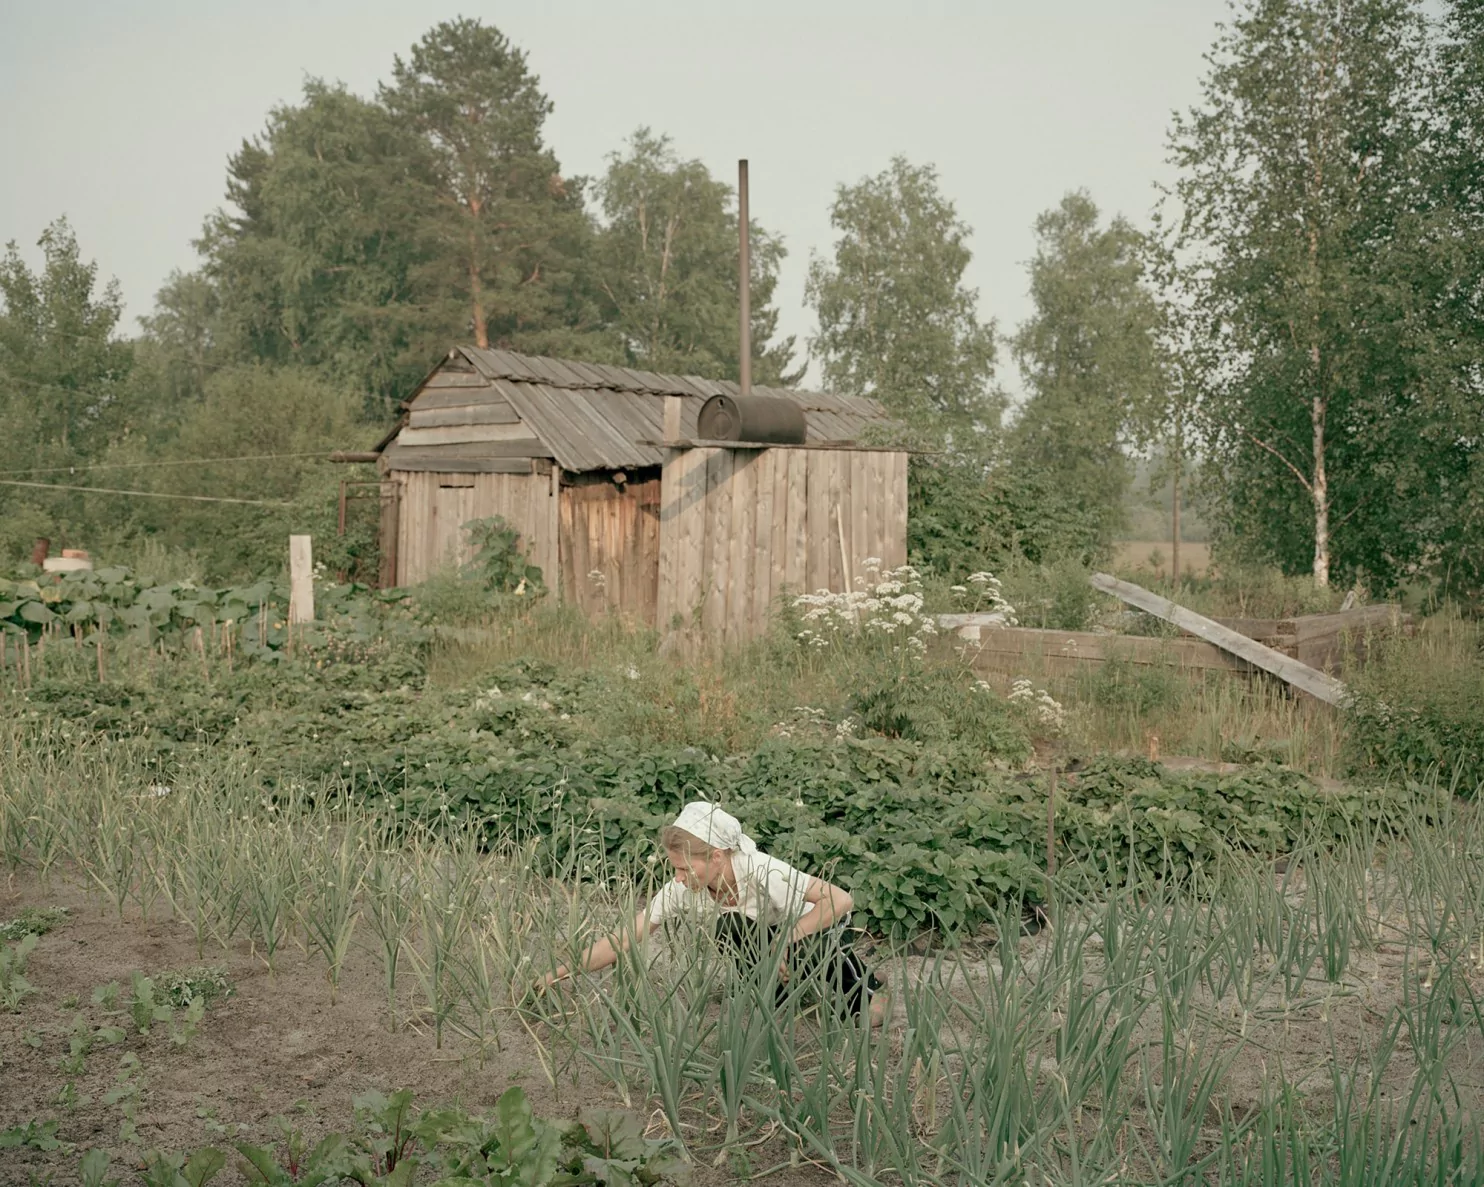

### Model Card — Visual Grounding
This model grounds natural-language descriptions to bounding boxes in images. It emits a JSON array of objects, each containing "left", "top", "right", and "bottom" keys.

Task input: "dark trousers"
[{"left": 713, "top": 913, "right": 881, "bottom": 1019}]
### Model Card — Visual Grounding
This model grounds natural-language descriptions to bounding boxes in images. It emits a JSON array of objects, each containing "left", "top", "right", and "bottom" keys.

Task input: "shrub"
[
  {"left": 1346, "top": 617, "right": 1484, "bottom": 795},
  {"left": 463, "top": 516, "right": 544, "bottom": 594}
]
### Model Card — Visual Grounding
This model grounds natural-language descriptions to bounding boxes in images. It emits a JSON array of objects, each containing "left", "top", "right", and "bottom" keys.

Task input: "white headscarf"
[{"left": 670, "top": 801, "right": 757, "bottom": 854}]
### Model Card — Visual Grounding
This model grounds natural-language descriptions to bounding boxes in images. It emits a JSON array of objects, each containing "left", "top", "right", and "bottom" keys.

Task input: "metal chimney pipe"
[{"left": 738, "top": 158, "right": 751, "bottom": 395}]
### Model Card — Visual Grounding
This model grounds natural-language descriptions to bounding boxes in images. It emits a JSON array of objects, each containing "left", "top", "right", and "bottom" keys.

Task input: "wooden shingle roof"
[{"left": 383, "top": 346, "right": 896, "bottom": 475}]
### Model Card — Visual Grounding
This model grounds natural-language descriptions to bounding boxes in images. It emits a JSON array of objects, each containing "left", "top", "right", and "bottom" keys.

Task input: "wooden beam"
[
  {"left": 953, "top": 623, "right": 1251, "bottom": 674},
  {"left": 637, "top": 438, "right": 914, "bottom": 454},
  {"left": 408, "top": 403, "right": 521, "bottom": 428},
  {"left": 383, "top": 457, "right": 535, "bottom": 475},
  {"left": 663, "top": 396, "right": 683, "bottom": 443},
  {"left": 395, "top": 423, "right": 533, "bottom": 447},
  {"left": 1090, "top": 573, "right": 1349, "bottom": 705}
]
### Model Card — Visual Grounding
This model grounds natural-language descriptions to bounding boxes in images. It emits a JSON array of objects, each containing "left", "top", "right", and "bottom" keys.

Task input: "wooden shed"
[{"left": 372, "top": 346, "right": 908, "bottom": 647}]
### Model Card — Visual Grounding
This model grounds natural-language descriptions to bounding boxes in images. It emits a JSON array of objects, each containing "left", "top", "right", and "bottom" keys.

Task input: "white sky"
[{"left": 0, "top": 1, "right": 1229, "bottom": 393}]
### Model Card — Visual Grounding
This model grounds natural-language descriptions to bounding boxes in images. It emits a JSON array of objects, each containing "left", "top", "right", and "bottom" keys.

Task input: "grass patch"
[{"left": 1346, "top": 612, "right": 1484, "bottom": 794}]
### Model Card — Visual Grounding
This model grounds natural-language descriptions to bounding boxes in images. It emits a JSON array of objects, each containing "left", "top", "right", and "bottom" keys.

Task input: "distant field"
[{"left": 1115, "top": 539, "right": 1213, "bottom": 575}]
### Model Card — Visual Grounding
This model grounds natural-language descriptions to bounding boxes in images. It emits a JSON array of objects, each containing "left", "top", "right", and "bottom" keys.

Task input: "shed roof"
[{"left": 389, "top": 346, "right": 895, "bottom": 474}]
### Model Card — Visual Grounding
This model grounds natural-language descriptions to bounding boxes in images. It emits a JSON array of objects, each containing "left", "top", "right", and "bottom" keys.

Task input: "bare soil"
[{"left": 0, "top": 873, "right": 832, "bottom": 1186}]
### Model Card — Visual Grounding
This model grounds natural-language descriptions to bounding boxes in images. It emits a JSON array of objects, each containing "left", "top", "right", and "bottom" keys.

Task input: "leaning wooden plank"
[{"left": 1090, "top": 573, "right": 1349, "bottom": 705}]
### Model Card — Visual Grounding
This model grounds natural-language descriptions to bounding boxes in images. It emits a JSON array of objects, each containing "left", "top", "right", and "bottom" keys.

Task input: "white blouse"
[{"left": 646, "top": 850, "right": 816, "bottom": 929}]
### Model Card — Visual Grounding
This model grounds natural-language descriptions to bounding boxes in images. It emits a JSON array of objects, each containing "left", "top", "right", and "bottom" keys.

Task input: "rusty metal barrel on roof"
[{"left": 696, "top": 394, "right": 807, "bottom": 444}]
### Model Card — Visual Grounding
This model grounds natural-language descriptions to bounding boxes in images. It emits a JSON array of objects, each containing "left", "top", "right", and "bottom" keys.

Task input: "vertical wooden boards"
[
  {"left": 702, "top": 448, "right": 735, "bottom": 640},
  {"left": 390, "top": 471, "right": 553, "bottom": 587},
  {"left": 825, "top": 451, "right": 846, "bottom": 592},
  {"left": 726, "top": 450, "right": 758, "bottom": 646},
  {"left": 851, "top": 451, "right": 873, "bottom": 583},
  {"left": 768, "top": 448, "right": 791, "bottom": 610},
  {"left": 379, "top": 476, "right": 401, "bottom": 588},
  {"left": 288, "top": 535, "right": 314, "bottom": 623},
  {"left": 650, "top": 445, "right": 912, "bottom": 651},
  {"left": 753, "top": 449, "right": 776, "bottom": 634},
  {"left": 656, "top": 451, "right": 680, "bottom": 632},
  {"left": 545, "top": 467, "right": 562, "bottom": 595},
  {"left": 635, "top": 478, "right": 662, "bottom": 628},
  {"left": 556, "top": 477, "right": 659, "bottom": 623},
  {"left": 805, "top": 451, "right": 832, "bottom": 595},
  {"left": 887, "top": 452, "right": 909, "bottom": 569},
  {"left": 785, "top": 449, "right": 809, "bottom": 597},
  {"left": 661, "top": 447, "right": 710, "bottom": 640}
]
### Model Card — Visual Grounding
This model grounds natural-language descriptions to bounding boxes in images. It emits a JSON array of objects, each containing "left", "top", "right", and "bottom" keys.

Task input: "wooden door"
[{"left": 432, "top": 480, "right": 476, "bottom": 571}]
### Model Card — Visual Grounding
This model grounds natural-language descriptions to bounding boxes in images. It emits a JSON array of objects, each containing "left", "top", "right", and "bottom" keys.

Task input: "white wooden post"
[{"left": 289, "top": 535, "right": 315, "bottom": 624}]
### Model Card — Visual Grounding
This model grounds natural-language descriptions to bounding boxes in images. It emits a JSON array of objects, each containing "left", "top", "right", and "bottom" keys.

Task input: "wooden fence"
[{"left": 951, "top": 604, "right": 1410, "bottom": 681}]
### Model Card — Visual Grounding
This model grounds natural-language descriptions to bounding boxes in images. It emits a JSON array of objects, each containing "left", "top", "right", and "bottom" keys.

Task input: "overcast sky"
[{"left": 0, "top": 1, "right": 1229, "bottom": 391}]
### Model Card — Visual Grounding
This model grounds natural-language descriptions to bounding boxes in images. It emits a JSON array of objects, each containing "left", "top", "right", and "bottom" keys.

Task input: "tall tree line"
[
  {"left": 165, "top": 18, "right": 801, "bottom": 414},
  {"left": 5, "top": 3, "right": 1484, "bottom": 598}
]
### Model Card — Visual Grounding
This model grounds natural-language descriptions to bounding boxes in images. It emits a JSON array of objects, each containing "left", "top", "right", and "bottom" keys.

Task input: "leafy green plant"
[
  {"left": 141, "top": 1149, "right": 226, "bottom": 1187},
  {"left": 104, "top": 1052, "right": 146, "bottom": 1145},
  {"left": 0, "top": 906, "right": 68, "bottom": 941},
  {"left": 0, "top": 1117, "right": 64, "bottom": 1151},
  {"left": 91, "top": 980, "right": 121, "bottom": 1012},
  {"left": 235, "top": 1125, "right": 350, "bottom": 1187},
  {"left": 79, "top": 1148, "right": 121, "bottom": 1187},
  {"left": 464, "top": 516, "right": 545, "bottom": 594},
  {"left": 154, "top": 966, "right": 233, "bottom": 1009},
  {"left": 127, "top": 971, "right": 174, "bottom": 1036},
  {"left": 1, "top": 931, "right": 39, "bottom": 1009}
]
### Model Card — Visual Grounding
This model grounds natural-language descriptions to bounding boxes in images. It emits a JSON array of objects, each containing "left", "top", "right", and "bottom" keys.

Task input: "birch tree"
[
  {"left": 592, "top": 130, "right": 797, "bottom": 383},
  {"left": 1169, "top": 0, "right": 1432, "bottom": 586},
  {"left": 805, "top": 158, "right": 999, "bottom": 441}
]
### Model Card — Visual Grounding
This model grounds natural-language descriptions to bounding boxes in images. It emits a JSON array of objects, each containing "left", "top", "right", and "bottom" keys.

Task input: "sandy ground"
[
  {"left": 7, "top": 861, "right": 1484, "bottom": 1185},
  {"left": 0, "top": 873, "right": 834, "bottom": 1186}
]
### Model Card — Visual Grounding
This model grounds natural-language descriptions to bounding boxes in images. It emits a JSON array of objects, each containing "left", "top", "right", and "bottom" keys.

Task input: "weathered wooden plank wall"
[
  {"left": 393, "top": 470, "right": 558, "bottom": 588},
  {"left": 657, "top": 446, "right": 908, "bottom": 649},
  {"left": 382, "top": 374, "right": 551, "bottom": 473},
  {"left": 558, "top": 474, "right": 661, "bottom": 625}
]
